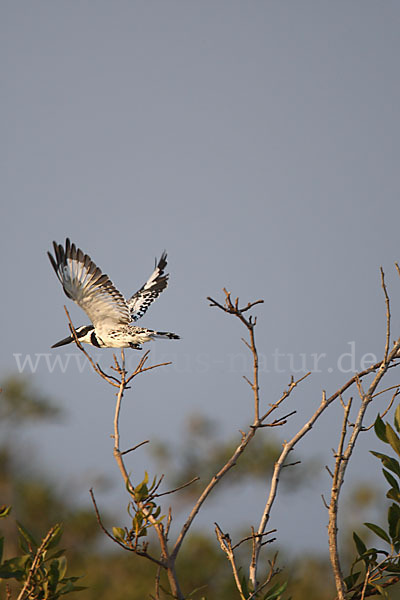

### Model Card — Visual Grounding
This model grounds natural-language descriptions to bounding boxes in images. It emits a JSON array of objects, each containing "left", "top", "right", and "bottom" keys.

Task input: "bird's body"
[
  {"left": 67, "top": 323, "right": 179, "bottom": 349},
  {"left": 48, "top": 239, "right": 180, "bottom": 349}
]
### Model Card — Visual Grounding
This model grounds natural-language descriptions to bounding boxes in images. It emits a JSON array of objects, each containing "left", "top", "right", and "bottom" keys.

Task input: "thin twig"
[
  {"left": 215, "top": 523, "right": 246, "bottom": 600},
  {"left": 121, "top": 440, "right": 150, "bottom": 456},
  {"left": 16, "top": 526, "right": 57, "bottom": 600},
  {"left": 360, "top": 565, "right": 371, "bottom": 600},
  {"left": 154, "top": 477, "right": 200, "bottom": 498},
  {"left": 232, "top": 529, "right": 276, "bottom": 551},
  {"left": 328, "top": 397, "right": 352, "bottom": 598},
  {"left": 259, "top": 372, "right": 311, "bottom": 423},
  {"left": 256, "top": 410, "right": 297, "bottom": 428},
  {"left": 247, "top": 553, "right": 280, "bottom": 600},
  {"left": 363, "top": 388, "right": 400, "bottom": 430},
  {"left": 380, "top": 268, "right": 391, "bottom": 363}
]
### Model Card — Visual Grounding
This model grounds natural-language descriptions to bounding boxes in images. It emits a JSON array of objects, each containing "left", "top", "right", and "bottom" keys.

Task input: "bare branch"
[
  {"left": 380, "top": 268, "right": 391, "bottom": 363},
  {"left": 328, "top": 397, "right": 352, "bottom": 598},
  {"left": 282, "top": 460, "right": 301, "bottom": 468},
  {"left": 232, "top": 529, "right": 276, "bottom": 551},
  {"left": 325, "top": 465, "right": 334, "bottom": 478},
  {"left": 249, "top": 335, "right": 400, "bottom": 590},
  {"left": 154, "top": 476, "right": 200, "bottom": 499},
  {"left": 256, "top": 410, "right": 297, "bottom": 428},
  {"left": 247, "top": 552, "right": 280, "bottom": 600},
  {"left": 172, "top": 291, "right": 267, "bottom": 560},
  {"left": 215, "top": 523, "right": 246, "bottom": 600},
  {"left": 259, "top": 372, "right": 311, "bottom": 423},
  {"left": 121, "top": 440, "right": 150, "bottom": 456}
]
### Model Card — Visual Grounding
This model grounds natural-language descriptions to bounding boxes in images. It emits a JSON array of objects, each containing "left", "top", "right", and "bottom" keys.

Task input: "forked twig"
[{"left": 215, "top": 523, "right": 246, "bottom": 600}]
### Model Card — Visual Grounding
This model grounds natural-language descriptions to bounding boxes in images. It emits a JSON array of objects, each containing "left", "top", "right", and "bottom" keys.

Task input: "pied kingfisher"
[{"left": 48, "top": 238, "right": 180, "bottom": 349}]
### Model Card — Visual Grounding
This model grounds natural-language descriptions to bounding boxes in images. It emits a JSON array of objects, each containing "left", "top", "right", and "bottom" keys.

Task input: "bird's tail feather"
[{"left": 153, "top": 331, "right": 180, "bottom": 340}]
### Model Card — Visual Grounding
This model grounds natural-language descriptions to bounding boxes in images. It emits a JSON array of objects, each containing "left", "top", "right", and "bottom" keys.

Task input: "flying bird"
[{"left": 48, "top": 238, "right": 180, "bottom": 349}]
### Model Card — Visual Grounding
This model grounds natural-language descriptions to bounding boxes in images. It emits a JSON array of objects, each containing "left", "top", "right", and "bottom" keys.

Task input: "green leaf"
[
  {"left": 187, "top": 585, "right": 208, "bottom": 599},
  {"left": 364, "top": 522, "right": 391, "bottom": 543},
  {"left": 125, "top": 478, "right": 135, "bottom": 495},
  {"left": 385, "top": 563, "right": 400, "bottom": 573},
  {"left": 150, "top": 474, "right": 158, "bottom": 491},
  {"left": 395, "top": 404, "right": 400, "bottom": 434},
  {"left": 137, "top": 528, "right": 147, "bottom": 538},
  {"left": 0, "top": 555, "right": 30, "bottom": 580},
  {"left": 48, "top": 558, "right": 61, "bottom": 589},
  {"left": 16, "top": 521, "right": 38, "bottom": 551},
  {"left": 372, "top": 583, "right": 390, "bottom": 599},
  {"left": 46, "top": 524, "right": 63, "bottom": 550},
  {"left": 46, "top": 548, "right": 67, "bottom": 561},
  {"left": 387, "top": 488, "right": 400, "bottom": 503},
  {"left": 263, "top": 580, "right": 288, "bottom": 600},
  {"left": 0, "top": 505, "right": 11, "bottom": 519},
  {"left": 58, "top": 579, "right": 87, "bottom": 594},
  {"left": 375, "top": 414, "right": 389, "bottom": 443},
  {"left": 386, "top": 423, "right": 400, "bottom": 458},
  {"left": 358, "top": 548, "right": 378, "bottom": 564},
  {"left": 134, "top": 482, "right": 149, "bottom": 501},
  {"left": 370, "top": 451, "right": 400, "bottom": 478},
  {"left": 382, "top": 468, "right": 400, "bottom": 492},
  {"left": 388, "top": 503, "right": 400, "bottom": 540},
  {"left": 353, "top": 532, "right": 367, "bottom": 557},
  {"left": 112, "top": 527, "right": 126, "bottom": 542},
  {"left": 344, "top": 571, "right": 361, "bottom": 591},
  {"left": 57, "top": 556, "right": 68, "bottom": 582}
]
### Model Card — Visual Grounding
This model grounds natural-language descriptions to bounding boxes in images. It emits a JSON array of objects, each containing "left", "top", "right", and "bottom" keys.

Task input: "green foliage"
[
  {"left": 112, "top": 472, "right": 165, "bottom": 552},
  {"left": 344, "top": 407, "right": 400, "bottom": 598},
  {"left": 0, "top": 507, "right": 84, "bottom": 598},
  {"left": 262, "top": 580, "right": 287, "bottom": 600}
]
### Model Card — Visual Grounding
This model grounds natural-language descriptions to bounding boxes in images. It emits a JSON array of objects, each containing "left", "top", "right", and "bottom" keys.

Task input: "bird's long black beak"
[{"left": 51, "top": 334, "right": 74, "bottom": 348}]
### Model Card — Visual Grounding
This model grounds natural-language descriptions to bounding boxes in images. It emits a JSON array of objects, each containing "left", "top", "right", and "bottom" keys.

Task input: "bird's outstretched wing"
[
  {"left": 127, "top": 252, "right": 169, "bottom": 321},
  {"left": 48, "top": 238, "right": 131, "bottom": 328}
]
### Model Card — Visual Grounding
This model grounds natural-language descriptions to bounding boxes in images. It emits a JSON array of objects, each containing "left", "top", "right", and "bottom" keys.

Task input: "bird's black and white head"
[{"left": 51, "top": 325, "right": 98, "bottom": 348}]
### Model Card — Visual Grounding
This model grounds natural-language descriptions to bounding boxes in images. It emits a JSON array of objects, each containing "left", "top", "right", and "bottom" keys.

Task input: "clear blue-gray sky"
[{"left": 3, "top": 2, "right": 400, "bottom": 554}]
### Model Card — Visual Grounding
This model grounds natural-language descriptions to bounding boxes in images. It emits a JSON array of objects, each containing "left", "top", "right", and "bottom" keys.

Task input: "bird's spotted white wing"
[
  {"left": 127, "top": 252, "right": 169, "bottom": 321},
  {"left": 48, "top": 238, "right": 131, "bottom": 328}
]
